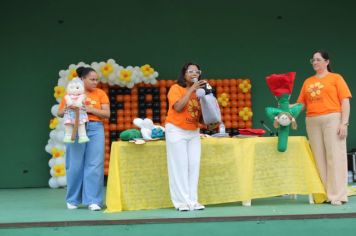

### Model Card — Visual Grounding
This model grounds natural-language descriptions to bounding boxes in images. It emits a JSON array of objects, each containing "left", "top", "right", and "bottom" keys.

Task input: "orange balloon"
[
  {"left": 160, "top": 87, "right": 167, "bottom": 94},
  {"left": 161, "top": 102, "right": 167, "bottom": 109},
  {"left": 131, "top": 109, "right": 138, "bottom": 117},
  {"left": 223, "top": 114, "right": 231, "bottom": 122},
  {"left": 124, "top": 95, "right": 131, "bottom": 102},
  {"left": 223, "top": 107, "right": 231, "bottom": 115},
  {"left": 245, "top": 92, "right": 251, "bottom": 100},
  {"left": 124, "top": 116, "right": 132, "bottom": 123},
  {"left": 159, "top": 80, "right": 167, "bottom": 87},
  {"left": 238, "top": 121, "right": 246, "bottom": 129},
  {"left": 124, "top": 101, "right": 131, "bottom": 109},
  {"left": 216, "top": 87, "right": 224, "bottom": 94},
  {"left": 131, "top": 87, "right": 138, "bottom": 95},
  {"left": 124, "top": 122, "right": 131, "bottom": 130},
  {"left": 231, "top": 114, "right": 238, "bottom": 122},
  {"left": 161, "top": 115, "right": 166, "bottom": 123},
  {"left": 216, "top": 80, "right": 223, "bottom": 87},
  {"left": 208, "top": 80, "right": 216, "bottom": 87},
  {"left": 124, "top": 109, "right": 131, "bottom": 116},
  {"left": 225, "top": 120, "right": 232, "bottom": 128},
  {"left": 104, "top": 123, "right": 109, "bottom": 130},
  {"left": 237, "top": 100, "right": 245, "bottom": 107},
  {"left": 230, "top": 79, "right": 237, "bottom": 86},
  {"left": 110, "top": 124, "right": 117, "bottom": 130},
  {"left": 232, "top": 121, "right": 238, "bottom": 128},
  {"left": 245, "top": 120, "right": 252, "bottom": 128},
  {"left": 117, "top": 110, "right": 124, "bottom": 117},
  {"left": 146, "top": 109, "right": 153, "bottom": 116},
  {"left": 117, "top": 123, "right": 124, "bottom": 131},
  {"left": 245, "top": 100, "right": 252, "bottom": 107},
  {"left": 160, "top": 109, "right": 167, "bottom": 115},
  {"left": 237, "top": 93, "right": 245, "bottom": 100},
  {"left": 105, "top": 153, "right": 110, "bottom": 160},
  {"left": 146, "top": 94, "right": 152, "bottom": 102},
  {"left": 160, "top": 94, "right": 167, "bottom": 101},
  {"left": 131, "top": 95, "right": 138, "bottom": 102},
  {"left": 231, "top": 107, "right": 238, "bottom": 115},
  {"left": 146, "top": 115, "right": 153, "bottom": 120},
  {"left": 116, "top": 95, "right": 123, "bottom": 102},
  {"left": 230, "top": 86, "right": 237, "bottom": 94},
  {"left": 230, "top": 93, "right": 237, "bottom": 101},
  {"left": 131, "top": 102, "right": 138, "bottom": 110},
  {"left": 231, "top": 100, "right": 238, "bottom": 108},
  {"left": 223, "top": 79, "right": 230, "bottom": 86}
]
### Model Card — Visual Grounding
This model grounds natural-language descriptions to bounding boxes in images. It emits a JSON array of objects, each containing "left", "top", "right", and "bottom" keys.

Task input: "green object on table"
[{"left": 119, "top": 129, "right": 142, "bottom": 141}]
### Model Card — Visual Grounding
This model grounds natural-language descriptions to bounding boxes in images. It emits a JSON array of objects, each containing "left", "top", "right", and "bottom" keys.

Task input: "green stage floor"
[{"left": 0, "top": 188, "right": 356, "bottom": 226}]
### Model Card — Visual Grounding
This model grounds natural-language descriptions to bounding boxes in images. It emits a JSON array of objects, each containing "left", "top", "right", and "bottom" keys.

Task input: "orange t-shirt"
[
  {"left": 165, "top": 84, "right": 201, "bottom": 130},
  {"left": 297, "top": 73, "right": 352, "bottom": 117},
  {"left": 59, "top": 88, "right": 109, "bottom": 121}
]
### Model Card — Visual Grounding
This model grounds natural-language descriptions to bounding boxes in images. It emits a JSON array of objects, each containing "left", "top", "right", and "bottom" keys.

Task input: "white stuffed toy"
[
  {"left": 133, "top": 118, "right": 165, "bottom": 140},
  {"left": 63, "top": 78, "right": 89, "bottom": 143}
]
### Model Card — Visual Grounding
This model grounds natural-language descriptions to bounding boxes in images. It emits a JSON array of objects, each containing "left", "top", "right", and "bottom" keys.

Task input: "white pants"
[{"left": 165, "top": 123, "right": 201, "bottom": 208}]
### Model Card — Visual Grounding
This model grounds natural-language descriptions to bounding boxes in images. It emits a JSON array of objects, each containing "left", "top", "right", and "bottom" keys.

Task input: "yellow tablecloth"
[{"left": 106, "top": 136, "right": 326, "bottom": 213}]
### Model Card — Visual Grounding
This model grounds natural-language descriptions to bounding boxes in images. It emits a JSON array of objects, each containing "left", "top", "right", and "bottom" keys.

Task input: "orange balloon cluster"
[{"left": 98, "top": 78, "right": 253, "bottom": 175}]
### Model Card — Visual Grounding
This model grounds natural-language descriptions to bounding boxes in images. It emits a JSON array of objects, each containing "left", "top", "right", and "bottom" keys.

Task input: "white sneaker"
[
  {"left": 88, "top": 204, "right": 101, "bottom": 211},
  {"left": 67, "top": 203, "right": 78, "bottom": 210},
  {"left": 177, "top": 204, "right": 190, "bottom": 211},
  {"left": 192, "top": 203, "right": 205, "bottom": 210}
]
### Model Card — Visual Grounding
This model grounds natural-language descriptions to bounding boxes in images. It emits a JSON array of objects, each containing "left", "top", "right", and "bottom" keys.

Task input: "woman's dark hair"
[
  {"left": 314, "top": 50, "right": 332, "bottom": 72},
  {"left": 177, "top": 62, "right": 202, "bottom": 87},
  {"left": 76, "top": 66, "right": 96, "bottom": 78}
]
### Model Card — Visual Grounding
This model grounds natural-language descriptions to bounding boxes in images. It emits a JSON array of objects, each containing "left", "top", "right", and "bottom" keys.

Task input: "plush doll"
[
  {"left": 265, "top": 72, "right": 303, "bottom": 152},
  {"left": 133, "top": 118, "right": 165, "bottom": 140},
  {"left": 196, "top": 82, "right": 222, "bottom": 125},
  {"left": 63, "top": 78, "right": 89, "bottom": 143}
]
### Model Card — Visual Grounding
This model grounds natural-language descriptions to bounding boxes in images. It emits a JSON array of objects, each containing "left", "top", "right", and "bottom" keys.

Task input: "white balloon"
[
  {"left": 55, "top": 157, "right": 65, "bottom": 165},
  {"left": 50, "top": 130, "right": 56, "bottom": 140},
  {"left": 45, "top": 143, "right": 53, "bottom": 154},
  {"left": 57, "top": 176, "right": 67, "bottom": 186},
  {"left": 49, "top": 177, "right": 59, "bottom": 188},
  {"left": 49, "top": 158, "right": 56, "bottom": 168},
  {"left": 51, "top": 105, "right": 59, "bottom": 117},
  {"left": 55, "top": 130, "right": 65, "bottom": 143},
  {"left": 50, "top": 168, "right": 55, "bottom": 177}
]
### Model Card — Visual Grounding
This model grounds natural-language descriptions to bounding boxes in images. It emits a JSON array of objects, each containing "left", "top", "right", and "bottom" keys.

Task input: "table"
[{"left": 105, "top": 136, "right": 326, "bottom": 213}]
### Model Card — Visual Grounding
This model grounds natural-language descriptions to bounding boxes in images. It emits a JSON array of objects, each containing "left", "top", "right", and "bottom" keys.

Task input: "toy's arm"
[
  {"left": 290, "top": 103, "right": 303, "bottom": 118},
  {"left": 65, "top": 94, "right": 73, "bottom": 107}
]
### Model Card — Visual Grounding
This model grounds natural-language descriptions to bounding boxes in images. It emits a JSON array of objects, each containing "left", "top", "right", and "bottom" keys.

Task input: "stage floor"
[{"left": 0, "top": 187, "right": 356, "bottom": 228}]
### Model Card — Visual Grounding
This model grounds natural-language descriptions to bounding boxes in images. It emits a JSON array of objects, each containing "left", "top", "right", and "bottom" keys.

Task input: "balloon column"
[
  {"left": 47, "top": 60, "right": 254, "bottom": 188},
  {"left": 265, "top": 72, "right": 303, "bottom": 152}
]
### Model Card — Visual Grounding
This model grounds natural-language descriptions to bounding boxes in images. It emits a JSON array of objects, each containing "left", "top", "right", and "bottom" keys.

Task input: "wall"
[{"left": 0, "top": 0, "right": 355, "bottom": 187}]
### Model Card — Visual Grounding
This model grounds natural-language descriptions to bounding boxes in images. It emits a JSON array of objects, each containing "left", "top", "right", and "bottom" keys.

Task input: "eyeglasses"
[
  {"left": 186, "top": 69, "right": 202, "bottom": 75},
  {"left": 310, "top": 58, "right": 326, "bottom": 64}
]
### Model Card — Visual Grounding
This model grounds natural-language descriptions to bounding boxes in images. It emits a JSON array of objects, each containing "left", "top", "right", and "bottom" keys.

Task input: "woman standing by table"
[
  {"left": 165, "top": 62, "right": 207, "bottom": 211},
  {"left": 296, "top": 51, "right": 352, "bottom": 205},
  {"left": 58, "top": 66, "right": 110, "bottom": 210}
]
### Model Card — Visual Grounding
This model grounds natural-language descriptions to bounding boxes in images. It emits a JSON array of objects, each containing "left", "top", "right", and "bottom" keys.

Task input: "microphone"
[
  {"left": 260, "top": 120, "right": 276, "bottom": 136},
  {"left": 192, "top": 77, "right": 198, "bottom": 83}
]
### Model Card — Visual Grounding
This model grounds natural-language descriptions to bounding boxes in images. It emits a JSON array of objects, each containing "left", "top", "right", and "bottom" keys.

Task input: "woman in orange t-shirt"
[
  {"left": 296, "top": 51, "right": 352, "bottom": 205},
  {"left": 165, "top": 62, "right": 208, "bottom": 211},
  {"left": 58, "top": 67, "right": 110, "bottom": 211}
]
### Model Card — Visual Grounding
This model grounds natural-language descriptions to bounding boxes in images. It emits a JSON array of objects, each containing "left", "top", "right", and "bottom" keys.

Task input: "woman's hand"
[
  {"left": 337, "top": 123, "right": 348, "bottom": 139},
  {"left": 189, "top": 80, "right": 207, "bottom": 92}
]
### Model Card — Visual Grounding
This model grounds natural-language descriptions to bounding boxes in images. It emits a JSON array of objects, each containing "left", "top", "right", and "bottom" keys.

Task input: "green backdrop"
[{"left": 0, "top": 0, "right": 355, "bottom": 188}]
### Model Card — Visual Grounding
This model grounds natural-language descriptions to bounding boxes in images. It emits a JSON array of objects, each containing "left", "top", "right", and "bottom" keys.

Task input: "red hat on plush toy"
[{"left": 266, "top": 72, "right": 296, "bottom": 96}]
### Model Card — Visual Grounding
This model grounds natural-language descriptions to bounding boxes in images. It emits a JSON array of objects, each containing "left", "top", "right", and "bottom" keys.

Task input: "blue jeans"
[{"left": 65, "top": 121, "right": 105, "bottom": 206}]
